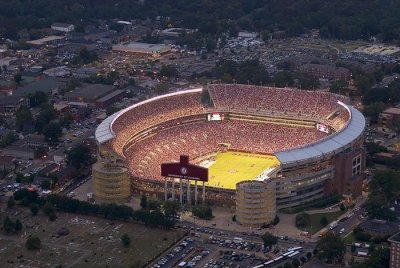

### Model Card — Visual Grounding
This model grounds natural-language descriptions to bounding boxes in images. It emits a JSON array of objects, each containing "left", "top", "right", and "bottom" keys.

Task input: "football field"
[{"left": 204, "top": 151, "right": 280, "bottom": 190}]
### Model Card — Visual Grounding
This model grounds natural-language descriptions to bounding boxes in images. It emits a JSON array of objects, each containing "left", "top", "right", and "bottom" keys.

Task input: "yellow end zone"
[{"left": 196, "top": 151, "right": 280, "bottom": 190}]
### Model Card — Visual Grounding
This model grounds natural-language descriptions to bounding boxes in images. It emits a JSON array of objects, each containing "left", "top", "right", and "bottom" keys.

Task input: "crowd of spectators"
[
  {"left": 111, "top": 92, "right": 205, "bottom": 155},
  {"left": 124, "top": 120, "right": 327, "bottom": 181},
  {"left": 104, "top": 85, "right": 352, "bottom": 186},
  {"left": 207, "top": 84, "right": 347, "bottom": 120}
]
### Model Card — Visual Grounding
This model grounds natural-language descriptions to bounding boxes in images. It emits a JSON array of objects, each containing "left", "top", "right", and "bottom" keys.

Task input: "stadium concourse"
[{"left": 94, "top": 84, "right": 366, "bottom": 217}]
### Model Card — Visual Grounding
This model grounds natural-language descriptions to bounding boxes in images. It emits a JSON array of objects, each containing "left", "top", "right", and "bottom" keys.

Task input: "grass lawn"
[
  {"left": 204, "top": 151, "right": 279, "bottom": 189},
  {"left": 298, "top": 210, "right": 346, "bottom": 234},
  {"left": 343, "top": 231, "right": 357, "bottom": 244}
]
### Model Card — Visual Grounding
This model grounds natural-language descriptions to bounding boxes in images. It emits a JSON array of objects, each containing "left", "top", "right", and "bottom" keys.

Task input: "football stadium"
[{"left": 94, "top": 84, "right": 366, "bottom": 217}]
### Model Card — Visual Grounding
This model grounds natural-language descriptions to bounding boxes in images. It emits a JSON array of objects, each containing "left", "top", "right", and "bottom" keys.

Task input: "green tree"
[
  {"left": 339, "top": 203, "right": 345, "bottom": 211},
  {"left": 7, "top": 196, "right": 15, "bottom": 208},
  {"left": 140, "top": 194, "right": 147, "bottom": 209},
  {"left": 26, "top": 236, "right": 41, "bottom": 250},
  {"left": 14, "top": 72, "right": 22, "bottom": 85},
  {"left": 14, "top": 219, "right": 22, "bottom": 232},
  {"left": 30, "top": 203, "right": 39, "bottom": 216},
  {"left": 15, "top": 106, "right": 33, "bottom": 131},
  {"left": 316, "top": 232, "right": 345, "bottom": 264},
  {"left": 159, "top": 64, "right": 179, "bottom": 78},
  {"left": 121, "top": 233, "right": 131, "bottom": 247},
  {"left": 28, "top": 91, "right": 48, "bottom": 107},
  {"left": 292, "top": 258, "right": 301, "bottom": 268},
  {"left": 154, "top": 82, "right": 170, "bottom": 93},
  {"left": 42, "top": 122, "right": 62, "bottom": 143},
  {"left": 273, "top": 71, "right": 294, "bottom": 87},
  {"left": 320, "top": 216, "right": 328, "bottom": 226},
  {"left": 283, "top": 262, "right": 293, "bottom": 268},
  {"left": 67, "top": 144, "right": 91, "bottom": 169},
  {"left": 3, "top": 216, "right": 14, "bottom": 233},
  {"left": 261, "top": 232, "right": 278, "bottom": 247},
  {"left": 192, "top": 205, "right": 213, "bottom": 220},
  {"left": 43, "top": 201, "right": 55, "bottom": 216}
]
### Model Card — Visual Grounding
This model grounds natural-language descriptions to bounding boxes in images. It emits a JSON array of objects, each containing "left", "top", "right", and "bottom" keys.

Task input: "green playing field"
[{"left": 205, "top": 151, "right": 280, "bottom": 190}]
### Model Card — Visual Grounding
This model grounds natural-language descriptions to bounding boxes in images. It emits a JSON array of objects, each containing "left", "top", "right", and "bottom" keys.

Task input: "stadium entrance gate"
[{"left": 161, "top": 155, "right": 208, "bottom": 205}]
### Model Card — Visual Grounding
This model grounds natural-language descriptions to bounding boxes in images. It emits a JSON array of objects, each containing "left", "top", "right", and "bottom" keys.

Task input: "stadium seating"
[
  {"left": 123, "top": 120, "right": 327, "bottom": 181},
  {"left": 106, "top": 85, "right": 351, "bottom": 182}
]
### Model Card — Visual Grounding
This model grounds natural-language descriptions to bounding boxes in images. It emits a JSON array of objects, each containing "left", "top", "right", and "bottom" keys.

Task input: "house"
[
  {"left": 13, "top": 78, "right": 64, "bottom": 97},
  {"left": 0, "top": 96, "right": 29, "bottom": 114},
  {"left": 359, "top": 219, "right": 399, "bottom": 237},
  {"left": 51, "top": 23, "right": 75, "bottom": 33}
]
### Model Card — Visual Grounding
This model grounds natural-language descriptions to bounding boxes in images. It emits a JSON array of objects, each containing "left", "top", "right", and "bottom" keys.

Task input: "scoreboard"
[{"left": 316, "top": 123, "right": 329, "bottom": 134}]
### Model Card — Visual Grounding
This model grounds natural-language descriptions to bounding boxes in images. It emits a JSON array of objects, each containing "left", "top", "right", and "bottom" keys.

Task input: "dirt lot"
[{"left": 0, "top": 207, "right": 184, "bottom": 268}]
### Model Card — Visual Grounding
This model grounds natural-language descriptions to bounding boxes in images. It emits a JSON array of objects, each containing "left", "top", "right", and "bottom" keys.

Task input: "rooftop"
[
  {"left": 14, "top": 78, "right": 64, "bottom": 96},
  {"left": 27, "top": 35, "right": 66, "bottom": 46},
  {"left": 383, "top": 107, "right": 400, "bottom": 115},
  {"left": 112, "top": 41, "right": 170, "bottom": 53},
  {"left": 64, "top": 83, "right": 114, "bottom": 101}
]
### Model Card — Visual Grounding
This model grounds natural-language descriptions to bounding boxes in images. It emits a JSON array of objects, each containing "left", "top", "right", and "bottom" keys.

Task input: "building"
[
  {"left": 112, "top": 41, "right": 171, "bottom": 58},
  {"left": 95, "top": 89, "right": 126, "bottom": 108},
  {"left": 64, "top": 83, "right": 114, "bottom": 104},
  {"left": 92, "top": 146, "right": 130, "bottom": 203},
  {"left": 299, "top": 64, "right": 351, "bottom": 80},
  {"left": 51, "top": 23, "right": 75, "bottom": 33},
  {"left": 94, "top": 85, "right": 366, "bottom": 209},
  {"left": 27, "top": 35, "right": 66, "bottom": 46},
  {"left": 360, "top": 219, "right": 399, "bottom": 237},
  {"left": 160, "top": 28, "right": 196, "bottom": 39},
  {"left": 14, "top": 78, "right": 64, "bottom": 97},
  {"left": 236, "top": 180, "right": 276, "bottom": 226},
  {"left": 0, "top": 96, "right": 29, "bottom": 114},
  {"left": 379, "top": 107, "right": 400, "bottom": 132},
  {"left": 0, "top": 146, "right": 35, "bottom": 160},
  {"left": 388, "top": 232, "right": 400, "bottom": 268}
]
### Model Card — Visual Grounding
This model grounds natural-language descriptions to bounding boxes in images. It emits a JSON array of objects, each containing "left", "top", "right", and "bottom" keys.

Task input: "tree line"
[
  {"left": 11, "top": 189, "right": 177, "bottom": 229},
  {"left": 1, "top": 1, "right": 400, "bottom": 42}
]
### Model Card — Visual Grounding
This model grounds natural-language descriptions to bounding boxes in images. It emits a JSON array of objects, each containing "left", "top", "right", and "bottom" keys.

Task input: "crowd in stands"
[
  {"left": 111, "top": 92, "right": 205, "bottom": 155},
  {"left": 124, "top": 120, "right": 327, "bottom": 181},
  {"left": 207, "top": 84, "right": 347, "bottom": 120},
  {"left": 105, "top": 85, "right": 352, "bottom": 185}
]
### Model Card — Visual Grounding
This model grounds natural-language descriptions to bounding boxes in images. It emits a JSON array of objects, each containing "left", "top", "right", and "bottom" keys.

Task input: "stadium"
[{"left": 94, "top": 84, "right": 366, "bottom": 212}]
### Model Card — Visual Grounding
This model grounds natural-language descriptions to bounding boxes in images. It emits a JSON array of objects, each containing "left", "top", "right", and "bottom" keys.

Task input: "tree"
[
  {"left": 28, "top": 91, "right": 48, "bottom": 107},
  {"left": 262, "top": 232, "right": 278, "bottom": 248},
  {"left": 339, "top": 203, "right": 345, "bottom": 211},
  {"left": 292, "top": 258, "right": 301, "bottom": 268},
  {"left": 14, "top": 219, "right": 22, "bottom": 232},
  {"left": 14, "top": 72, "right": 22, "bottom": 85},
  {"left": 26, "top": 236, "right": 41, "bottom": 250},
  {"left": 154, "top": 82, "right": 170, "bottom": 93},
  {"left": 140, "top": 194, "right": 147, "bottom": 209},
  {"left": 121, "top": 233, "right": 131, "bottom": 247},
  {"left": 192, "top": 205, "right": 213, "bottom": 220},
  {"left": 3, "top": 216, "right": 14, "bottom": 233},
  {"left": 316, "top": 232, "right": 345, "bottom": 264},
  {"left": 42, "top": 122, "right": 62, "bottom": 143},
  {"left": 283, "top": 262, "right": 293, "bottom": 268},
  {"left": 163, "top": 200, "right": 179, "bottom": 219},
  {"left": 40, "top": 180, "right": 51, "bottom": 190},
  {"left": 159, "top": 64, "right": 178, "bottom": 78},
  {"left": 273, "top": 71, "right": 294, "bottom": 87},
  {"left": 7, "top": 196, "right": 15, "bottom": 208},
  {"left": 67, "top": 144, "right": 91, "bottom": 169},
  {"left": 261, "top": 30, "right": 270, "bottom": 42},
  {"left": 30, "top": 203, "right": 39, "bottom": 216},
  {"left": 295, "top": 213, "right": 309, "bottom": 228},
  {"left": 320, "top": 216, "right": 328, "bottom": 226},
  {"left": 43, "top": 201, "right": 55, "bottom": 216},
  {"left": 306, "top": 252, "right": 312, "bottom": 259},
  {"left": 15, "top": 106, "right": 33, "bottom": 131}
]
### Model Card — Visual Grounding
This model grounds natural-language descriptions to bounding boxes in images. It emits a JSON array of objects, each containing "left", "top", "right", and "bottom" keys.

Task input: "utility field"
[
  {"left": 205, "top": 151, "right": 280, "bottom": 190},
  {"left": 0, "top": 210, "right": 184, "bottom": 268}
]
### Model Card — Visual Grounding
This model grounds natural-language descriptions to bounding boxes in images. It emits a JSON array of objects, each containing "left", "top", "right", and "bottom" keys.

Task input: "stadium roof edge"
[
  {"left": 95, "top": 88, "right": 203, "bottom": 144},
  {"left": 275, "top": 103, "right": 365, "bottom": 167}
]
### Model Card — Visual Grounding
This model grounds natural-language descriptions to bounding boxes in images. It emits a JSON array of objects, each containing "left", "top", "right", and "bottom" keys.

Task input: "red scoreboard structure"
[{"left": 161, "top": 155, "right": 208, "bottom": 205}]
